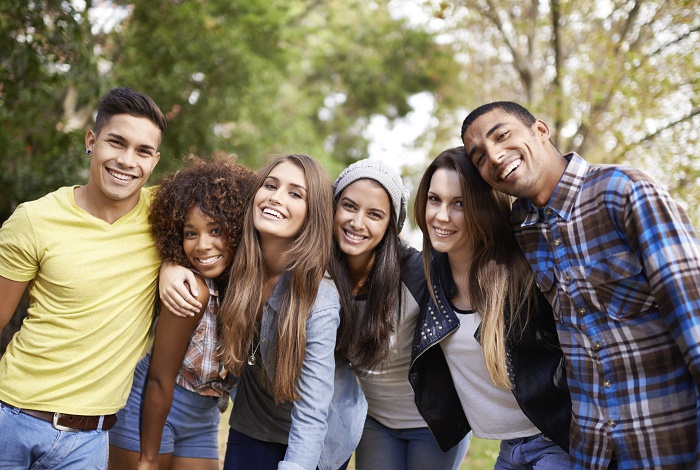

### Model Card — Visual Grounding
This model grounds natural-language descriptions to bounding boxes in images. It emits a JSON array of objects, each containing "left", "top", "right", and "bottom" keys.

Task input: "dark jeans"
[{"left": 223, "top": 427, "right": 350, "bottom": 470}]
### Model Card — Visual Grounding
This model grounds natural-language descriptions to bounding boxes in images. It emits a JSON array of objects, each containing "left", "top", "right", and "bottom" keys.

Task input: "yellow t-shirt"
[{"left": 0, "top": 186, "right": 160, "bottom": 415}]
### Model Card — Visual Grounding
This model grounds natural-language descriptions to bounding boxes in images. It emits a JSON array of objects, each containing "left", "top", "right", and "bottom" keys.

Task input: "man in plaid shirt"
[{"left": 461, "top": 101, "right": 700, "bottom": 470}]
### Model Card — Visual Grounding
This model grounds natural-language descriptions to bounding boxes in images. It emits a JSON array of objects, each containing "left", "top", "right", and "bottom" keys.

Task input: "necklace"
[{"left": 247, "top": 338, "right": 261, "bottom": 366}]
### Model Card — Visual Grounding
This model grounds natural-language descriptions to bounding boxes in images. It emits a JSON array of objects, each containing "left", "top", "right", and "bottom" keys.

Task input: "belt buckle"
[{"left": 52, "top": 412, "right": 79, "bottom": 432}]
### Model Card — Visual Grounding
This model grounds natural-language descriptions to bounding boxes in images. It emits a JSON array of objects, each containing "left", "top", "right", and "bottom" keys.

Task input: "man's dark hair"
[
  {"left": 460, "top": 101, "right": 536, "bottom": 140},
  {"left": 93, "top": 87, "right": 167, "bottom": 142}
]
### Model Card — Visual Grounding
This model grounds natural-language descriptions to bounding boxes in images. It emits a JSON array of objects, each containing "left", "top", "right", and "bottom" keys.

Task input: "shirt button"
[
  {"left": 578, "top": 307, "right": 586, "bottom": 315},
  {"left": 592, "top": 341, "right": 603, "bottom": 351},
  {"left": 564, "top": 272, "right": 571, "bottom": 281},
  {"left": 545, "top": 208, "right": 553, "bottom": 216},
  {"left": 606, "top": 419, "right": 616, "bottom": 428},
  {"left": 553, "top": 237, "right": 561, "bottom": 246},
  {"left": 603, "top": 379, "right": 612, "bottom": 388}
]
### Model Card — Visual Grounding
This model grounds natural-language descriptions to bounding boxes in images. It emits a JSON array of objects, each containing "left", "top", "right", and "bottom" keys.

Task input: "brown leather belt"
[{"left": 0, "top": 401, "right": 117, "bottom": 432}]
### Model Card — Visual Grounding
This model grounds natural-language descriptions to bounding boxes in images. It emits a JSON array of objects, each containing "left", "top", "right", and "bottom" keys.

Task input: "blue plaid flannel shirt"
[{"left": 511, "top": 153, "right": 700, "bottom": 469}]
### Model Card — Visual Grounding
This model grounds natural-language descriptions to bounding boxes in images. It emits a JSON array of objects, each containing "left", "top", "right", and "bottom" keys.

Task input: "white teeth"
[
  {"left": 263, "top": 208, "right": 284, "bottom": 219},
  {"left": 435, "top": 228, "right": 455, "bottom": 236},
  {"left": 344, "top": 230, "right": 366, "bottom": 241},
  {"left": 499, "top": 160, "right": 521, "bottom": 180},
  {"left": 197, "top": 255, "right": 222, "bottom": 265},
  {"left": 108, "top": 169, "right": 135, "bottom": 181}
]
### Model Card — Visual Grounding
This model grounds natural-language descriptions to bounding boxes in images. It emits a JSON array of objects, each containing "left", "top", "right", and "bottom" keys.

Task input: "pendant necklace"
[{"left": 248, "top": 338, "right": 261, "bottom": 366}]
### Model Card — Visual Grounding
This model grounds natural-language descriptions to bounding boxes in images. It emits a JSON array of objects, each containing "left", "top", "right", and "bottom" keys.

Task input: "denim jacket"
[
  {"left": 409, "top": 251, "right": 571, "bottom": 453},
  {"left": 261, "top": 273, "right": 367, "bottom": 470}
]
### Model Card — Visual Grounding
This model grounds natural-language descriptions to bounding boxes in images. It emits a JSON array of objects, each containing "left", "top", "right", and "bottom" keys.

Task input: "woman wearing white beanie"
[{"left": 330, "top": 159, "right": 470, "bottom": 470}]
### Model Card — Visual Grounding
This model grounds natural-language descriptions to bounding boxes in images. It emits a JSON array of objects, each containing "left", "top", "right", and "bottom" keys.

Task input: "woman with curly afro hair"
[{"left": 109, "top": 152, "right": 255, "bottom": 470}]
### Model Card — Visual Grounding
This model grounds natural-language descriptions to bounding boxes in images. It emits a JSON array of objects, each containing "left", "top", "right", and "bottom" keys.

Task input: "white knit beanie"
[{"left": 332, "top": 159, "right": 410, "bottom": 232}]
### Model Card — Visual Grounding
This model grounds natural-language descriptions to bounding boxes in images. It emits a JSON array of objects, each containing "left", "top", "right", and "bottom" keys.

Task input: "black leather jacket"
[{"left": 408, "top": 252, "right": 571, "bottom": 452}]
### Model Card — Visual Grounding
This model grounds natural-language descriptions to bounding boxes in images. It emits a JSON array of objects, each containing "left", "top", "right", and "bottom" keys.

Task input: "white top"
[
  {"left": 441, "top": 308, "right": 540, "bottom": 440},
  {"left": 357, "top": 283, "right": 426, "bottom": 429}
]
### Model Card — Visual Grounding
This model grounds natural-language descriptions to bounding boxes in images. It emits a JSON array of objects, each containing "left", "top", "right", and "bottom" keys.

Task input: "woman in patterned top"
[{"left": 109, "top": 153, "right": 254, "bottom": 470}]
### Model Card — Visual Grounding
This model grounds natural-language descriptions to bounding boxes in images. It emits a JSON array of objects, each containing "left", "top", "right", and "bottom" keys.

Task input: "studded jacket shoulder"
[{"left": 408, "top": 250, "right": 572, "bottom": 452}]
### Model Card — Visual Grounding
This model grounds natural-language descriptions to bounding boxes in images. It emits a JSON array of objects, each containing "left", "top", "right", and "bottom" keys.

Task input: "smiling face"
[
  {"left": 334, "top": 179, "right": 392, "bottom": 265},
  {"left": 183, "top": 204, "right": 232, "bottom": 279},
  {"left": 462, "top": 109, "right": 563, "bottom": 207},
  {"left": 425, "top": 168, "right": 469, "bottom": 255},
  {"left": 85, "top": 113, "right": 161, "bottom": 209},
  {"left": 253, "top": 160, "right": 308, "bottom": 241}
]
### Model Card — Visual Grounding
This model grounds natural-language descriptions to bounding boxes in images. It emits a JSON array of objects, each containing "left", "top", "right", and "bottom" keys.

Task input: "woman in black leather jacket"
[{"left": 409, "top": 147, "right": 572, "bottom": 469}]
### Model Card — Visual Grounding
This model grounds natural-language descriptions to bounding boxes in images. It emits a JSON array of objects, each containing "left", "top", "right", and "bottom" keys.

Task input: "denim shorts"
[{"left": 109, "top": 355, "right": 220, "bottom": 459}]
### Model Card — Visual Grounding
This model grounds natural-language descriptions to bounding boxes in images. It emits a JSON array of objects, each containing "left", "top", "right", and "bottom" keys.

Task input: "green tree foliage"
[
  {"left": 106, "top": 0, "right": 293, "bottom": 171},
  {"left": 290, "top": 0, "right": 457, "bottom": 171},
  {"left": 419, "top": 0, "right": 700, "bottom": 223},
  {"left": 2, "top": 0, "right": 697, "bottom": 225},
  {"left": 107, "top": 0, "right": 457, "bottom": 177},
  {"left": 0, "top": 0, "right": 101, "bottom": 222},
  {"left": 0, "top": 0, "right": 455, "bottom": 224}
]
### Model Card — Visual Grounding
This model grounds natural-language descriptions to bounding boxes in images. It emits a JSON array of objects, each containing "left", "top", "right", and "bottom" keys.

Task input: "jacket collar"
[
  {"left": 266, "top": 270, "right": 291, "bottom": 312},
  {"left": 431, "top": 250, "right": 457, "bottom": 299}
]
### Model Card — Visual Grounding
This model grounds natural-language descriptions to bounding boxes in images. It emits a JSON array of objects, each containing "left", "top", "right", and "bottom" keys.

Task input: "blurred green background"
[{"left": 2, "top": 0, "right": 699, "bottom": 226}]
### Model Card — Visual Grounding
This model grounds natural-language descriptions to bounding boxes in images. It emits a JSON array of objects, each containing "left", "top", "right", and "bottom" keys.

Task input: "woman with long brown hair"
[
  {"left": 160, "top": 154, "right": 365, "bottom": 470},
  {"left": 221, "top": 154, "right": 366, "bottom": 470},
  {"left": 329, "top": 159, "right": 470, "bottom": 469},
  {"left": 410, "top": 146, "right": 573, "bottom": 469}
]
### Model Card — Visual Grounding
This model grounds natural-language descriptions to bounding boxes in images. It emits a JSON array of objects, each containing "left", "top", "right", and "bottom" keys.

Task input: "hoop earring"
[{"left": 86, "top": 149, "right": 92, "bottom": 155}]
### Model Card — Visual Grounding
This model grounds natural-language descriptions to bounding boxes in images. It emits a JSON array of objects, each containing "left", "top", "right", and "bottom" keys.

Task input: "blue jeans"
[
  {"left": 354, "top": 415, "right": 471, "bottom": 470},
  {"left": 223, "top": 427, "right": 350, "bottom": 470},
  {"left": 0, "top": 401, "right": 108, "bottom": 469},
  {"left": 495, "top": 434, "right": 573, "bottom": 470}
]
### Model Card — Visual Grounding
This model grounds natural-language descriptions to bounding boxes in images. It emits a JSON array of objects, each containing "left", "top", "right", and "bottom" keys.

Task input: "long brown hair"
[
  {"left": 218, "top": 154, "right": 334, "bottom": 403},
  {"left": 414, "top": 146, "right": 536, "bottom": 388},
  {"left": 331, "top": 181, "right": 402, "bottom": 372}
]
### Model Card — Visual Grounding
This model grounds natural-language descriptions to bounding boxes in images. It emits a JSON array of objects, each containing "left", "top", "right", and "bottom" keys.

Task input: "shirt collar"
[
  {"left": 520, "top": 152, "right": 588, "bottom": 225},
  {"left": 265, "top": 271, "right": 291, "bottom": 312}
]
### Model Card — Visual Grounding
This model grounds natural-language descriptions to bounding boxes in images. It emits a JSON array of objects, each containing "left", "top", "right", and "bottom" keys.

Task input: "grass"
[
  {"left": 217, "top": 405, "right": 500, "bottom": 469},
  {"left": 459, "top": 437, "right": 500, "bottom": 469}
]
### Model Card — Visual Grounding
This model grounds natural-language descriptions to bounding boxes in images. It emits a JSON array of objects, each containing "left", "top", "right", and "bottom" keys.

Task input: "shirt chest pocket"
[
  {"left": 583, "top": 250, "right": 654, "bottom": 319},
  {"left": 534, "top": 268, "right": 561, "bottom": 320}
]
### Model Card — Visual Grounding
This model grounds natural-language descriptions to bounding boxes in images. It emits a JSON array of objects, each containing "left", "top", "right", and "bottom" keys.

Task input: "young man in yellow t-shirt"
[{"left": 0, "top": 87, "right": 166, "bottom": 469}]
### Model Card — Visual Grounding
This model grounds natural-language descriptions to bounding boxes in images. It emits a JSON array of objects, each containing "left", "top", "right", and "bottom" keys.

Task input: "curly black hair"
[{"left": 148, "top": 152, "right": 255, "bottom": 278}]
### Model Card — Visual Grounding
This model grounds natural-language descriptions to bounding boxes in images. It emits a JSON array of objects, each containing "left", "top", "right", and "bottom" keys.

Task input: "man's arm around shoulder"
[{"left": 0, "top": 276, "right": 29, "bottom": 331}]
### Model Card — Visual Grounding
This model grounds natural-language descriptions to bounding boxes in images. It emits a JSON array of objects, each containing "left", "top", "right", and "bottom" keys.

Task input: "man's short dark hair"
[
  {"left": 460, "top": 101, "right": 536, "bottom": 140},
  {"left": 93, "top": 87, "right": 167, "bottom": 142}
]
